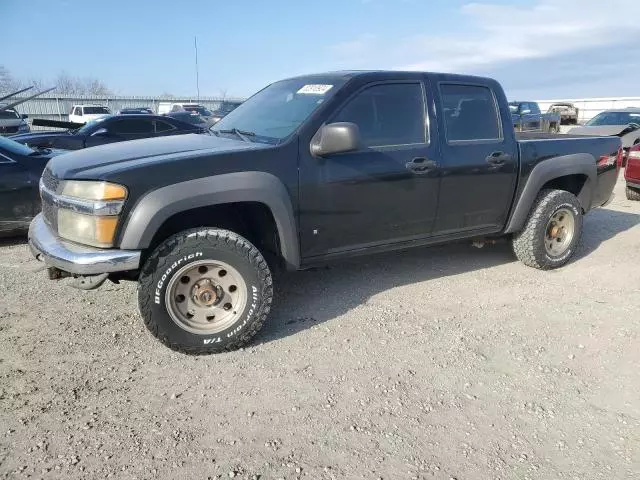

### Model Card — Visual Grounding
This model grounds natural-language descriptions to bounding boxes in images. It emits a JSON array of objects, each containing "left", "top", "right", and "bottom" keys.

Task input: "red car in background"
[{"left": 626, "top": 144, "right": 640, "bottom": 200}]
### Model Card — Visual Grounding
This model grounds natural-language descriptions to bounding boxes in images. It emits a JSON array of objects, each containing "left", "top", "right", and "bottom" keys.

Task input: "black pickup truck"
[{"left": 29, "top": 71, "right": 622, "bottom": 354}]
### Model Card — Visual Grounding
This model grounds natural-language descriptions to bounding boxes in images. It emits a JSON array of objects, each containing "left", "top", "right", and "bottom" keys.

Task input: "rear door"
[
  {"left": 432, "top": 80, "right": 518, "bottom": 236},
  {"left": 298, "top": 80, "right": 441, "bottom": 258}
]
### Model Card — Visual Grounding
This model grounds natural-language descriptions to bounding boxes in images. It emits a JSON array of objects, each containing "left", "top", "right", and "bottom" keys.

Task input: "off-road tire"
[
  {"left": 138, "top": 228, "right": 273, "bottom": 354},
  {"left": 512, "top": 189, "right": 583, "bottom": 270},
  {"left": 626, "top": 186, "right": 640, "bottom": 201}
]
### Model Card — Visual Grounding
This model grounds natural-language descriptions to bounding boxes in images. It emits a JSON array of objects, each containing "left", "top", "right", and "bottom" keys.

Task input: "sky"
[{"left": 2, "top": 0, "right": 639, "bottom": 100}]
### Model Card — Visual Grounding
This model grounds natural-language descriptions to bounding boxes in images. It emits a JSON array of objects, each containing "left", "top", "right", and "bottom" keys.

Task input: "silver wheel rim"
[
  {"left": 544, "top": 208, "right": 575, "bottom": 257},
  {"left": 165, "top": 260, "right": 247, "bottom": 335}
]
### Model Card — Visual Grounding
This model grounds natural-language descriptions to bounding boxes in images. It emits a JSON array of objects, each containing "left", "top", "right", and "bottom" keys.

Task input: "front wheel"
[
  {"left": 138, "top": 228, "right": 273, "bottom": 354},
  {"left": 512, "top": 189, "right": 583, "bottom": 270}
]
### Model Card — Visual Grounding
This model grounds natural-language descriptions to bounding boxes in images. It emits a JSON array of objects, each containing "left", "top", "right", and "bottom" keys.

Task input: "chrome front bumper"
[{"left": 28, "top": 213, "right": 141, "bottom": 275}]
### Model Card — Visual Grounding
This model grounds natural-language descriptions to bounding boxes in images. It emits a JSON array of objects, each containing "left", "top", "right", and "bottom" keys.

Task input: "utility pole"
[{"left": 194, "top": 36, "right": 200, "bottom": 102}]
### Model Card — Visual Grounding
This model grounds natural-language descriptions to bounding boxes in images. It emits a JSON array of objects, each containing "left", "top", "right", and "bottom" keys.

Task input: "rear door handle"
[
  {"left": 486, "top": 151, "right": 511, "bottom": 166},
  {"left": 405, "top": 157, "right": 436, "bottom": 175}
]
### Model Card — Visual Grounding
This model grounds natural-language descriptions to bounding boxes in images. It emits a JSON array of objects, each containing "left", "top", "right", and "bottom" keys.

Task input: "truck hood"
[{"left": 47, "top": 133, "right": 269, "bottom": 179}]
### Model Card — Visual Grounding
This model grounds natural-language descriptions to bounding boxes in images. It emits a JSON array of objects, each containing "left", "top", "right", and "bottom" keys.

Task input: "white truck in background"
[{"left": 68, "top": 105, "right": 111, "bottom": 124}]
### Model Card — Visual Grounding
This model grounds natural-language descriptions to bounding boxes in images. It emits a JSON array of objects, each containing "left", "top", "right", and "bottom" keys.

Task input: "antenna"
[{"left": 194, "top": 36, "right": 200, "bottom": 102}]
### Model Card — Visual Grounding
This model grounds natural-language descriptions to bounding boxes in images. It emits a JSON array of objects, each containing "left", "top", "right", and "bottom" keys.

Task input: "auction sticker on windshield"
[{"left": 297, "top": 84, "right": 333, "bottom": 95}]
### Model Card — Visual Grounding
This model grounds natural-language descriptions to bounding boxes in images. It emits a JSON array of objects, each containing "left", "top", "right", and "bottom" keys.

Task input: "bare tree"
[
  {"left": 54, "top": 72, "right": 111, "bottom": 95},
  {"left": 0, "top": 65, "right": 24, "bottom": 93},
  {"left": 219, "top": 88, "right": 228, "bottom": 101}
]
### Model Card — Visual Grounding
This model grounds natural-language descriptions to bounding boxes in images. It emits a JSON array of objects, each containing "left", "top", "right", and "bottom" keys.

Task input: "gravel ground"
[{"left": 1, "top": 177, "right": 639, "bottom": 480}]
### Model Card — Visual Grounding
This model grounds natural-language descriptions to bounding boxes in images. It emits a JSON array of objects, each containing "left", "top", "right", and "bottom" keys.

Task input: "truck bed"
[{"left": 516, "top": 133, "right": 621, "bottom": 209}]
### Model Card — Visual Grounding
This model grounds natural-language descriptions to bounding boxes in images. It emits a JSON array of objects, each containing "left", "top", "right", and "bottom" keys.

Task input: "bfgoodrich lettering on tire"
[
  {"left": 138, "top": 228, "right": 273, "bottom": 354},
  {"left": 512, "top": 189, "right": 583, "bottom": 270}
]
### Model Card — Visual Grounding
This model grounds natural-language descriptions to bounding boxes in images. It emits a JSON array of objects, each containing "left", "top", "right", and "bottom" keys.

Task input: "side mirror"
[
  {"left": 310, "top": 122, "right": 360, "bottom": 157},
  {"left": 91, "top": 128, "right": 109, "bottom": 137},
  {"left": 21, "top": 114, "right": 28, "bottom": 119}
]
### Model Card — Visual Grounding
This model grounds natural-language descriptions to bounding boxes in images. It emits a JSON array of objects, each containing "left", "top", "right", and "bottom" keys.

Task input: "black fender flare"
[
  {"left": 504, "top": 153, "right": 597, "bottom": 234},
  {"left": 119, "top": 171, "right": 300, "bottom": 269}
]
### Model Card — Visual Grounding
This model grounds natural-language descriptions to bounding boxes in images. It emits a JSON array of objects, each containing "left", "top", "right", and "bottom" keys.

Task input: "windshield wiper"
[{"left": 214, "top": 127, "right": 256, "bottom": 142}]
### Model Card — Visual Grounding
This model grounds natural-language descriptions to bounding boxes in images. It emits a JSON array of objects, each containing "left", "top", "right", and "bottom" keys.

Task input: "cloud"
[{"left": 327, "top": 0, "right": 640, "bottom": 73}]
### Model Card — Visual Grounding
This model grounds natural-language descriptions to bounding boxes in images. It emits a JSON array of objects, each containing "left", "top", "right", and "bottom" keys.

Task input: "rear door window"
[
  {"left": 440, "top": 84, "right": 501, "bottom": 142},
  {"left": 333, "top": 83, "right": 426, "bottom": 147}
]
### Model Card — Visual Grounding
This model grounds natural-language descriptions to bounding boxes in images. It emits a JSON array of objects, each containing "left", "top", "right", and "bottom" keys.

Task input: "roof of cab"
[{"left": 282, "top": 70, "right": 497, "bottom": 83}]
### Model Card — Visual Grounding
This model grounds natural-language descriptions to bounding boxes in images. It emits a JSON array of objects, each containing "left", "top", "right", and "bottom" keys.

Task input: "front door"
[
  {"left": 432, "top": 81, "right": 518, "bottom": 236},
  {"left": 298, "top": 81, "right": 441, "bottom": 259}
]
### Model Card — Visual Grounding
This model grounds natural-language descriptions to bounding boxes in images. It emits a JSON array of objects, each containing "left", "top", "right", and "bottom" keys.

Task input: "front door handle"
[
  {"left": 486, "top": 151, "right": 512, "bottom": 166},
  {"left": 405, "top": 157, "right": 436, "bottom": 175}
]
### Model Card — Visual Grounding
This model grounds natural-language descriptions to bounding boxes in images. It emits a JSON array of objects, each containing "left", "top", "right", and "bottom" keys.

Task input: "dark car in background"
[
  {"left": 210, "top": 104, "right": 239, "bottom": 124},
  {"left": 0, "top": 136, "right": 66, "bottom": 233},
  {"left": 10, "top": 114, "right": 205, "bottom": 150},
  {"left": 0, "top": 106, "right": 30, "bottom": 136},
  {"left": 509, "top": 101, "right": 561, "bottom": 133},
  {"left": 118, "top": 107, "right": 154, "bottom": 115},
  {"left": 164, "top": 111, "right": 211, "bottom": 128}
]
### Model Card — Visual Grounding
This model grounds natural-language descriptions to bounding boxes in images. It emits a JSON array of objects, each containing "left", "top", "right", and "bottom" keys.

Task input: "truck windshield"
[
  {"left": 508, "top": 104, "right": 520, "bottom": 114},
  {"left": 586, "top": 111, "right": 640, "bottom": 126},
  {"left": 211, "top": 77, "right": 346, "bottom": 143}
]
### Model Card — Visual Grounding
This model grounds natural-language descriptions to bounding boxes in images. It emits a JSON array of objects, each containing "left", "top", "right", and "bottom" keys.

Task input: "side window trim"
[
  {"left": 437, "top": 80, "right": 504, "bottom": 145},
  {"left": 328, "top": 80, "right": 430, "bottom": 149}
]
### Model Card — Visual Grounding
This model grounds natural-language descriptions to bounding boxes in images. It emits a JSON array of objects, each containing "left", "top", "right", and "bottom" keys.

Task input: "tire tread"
[
  {"left": 138, "top": 228, "right": 273, "bottom": 355},
  {"left": 512, "top": 189, "right": 582, "bottom": 270}
]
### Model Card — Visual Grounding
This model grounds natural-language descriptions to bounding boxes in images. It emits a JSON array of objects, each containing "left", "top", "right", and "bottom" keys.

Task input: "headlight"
[
  {"left": 55, "top": 180, "right": 127, "bottom": 248},
  {"left": 61, "top": 180, "right": 127, "bottom": 201},
  {"left": 18, "top": 123, "right": 30, "bottom": 132},
  {"left": 58, "top": 210, "right": 119, "bottom": 248}
]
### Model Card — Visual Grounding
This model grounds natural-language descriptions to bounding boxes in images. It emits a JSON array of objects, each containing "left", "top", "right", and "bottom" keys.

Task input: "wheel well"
[
  {"left": 541, "top": 174, "right": 588, "bottom": 207},
  {"left": 147, "top": 202, "right": 282, "bottom": 267}
]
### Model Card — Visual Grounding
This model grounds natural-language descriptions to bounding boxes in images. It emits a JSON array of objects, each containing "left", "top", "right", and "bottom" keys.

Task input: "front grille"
[
  {"left": 40, "top": 168, "right": 59, "bottom": 232},
  {"left": 41, "top": 168, "right": 60, "bottom": 193}
]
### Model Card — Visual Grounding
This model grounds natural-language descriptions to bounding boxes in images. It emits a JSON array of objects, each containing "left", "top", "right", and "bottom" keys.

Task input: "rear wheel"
[
  {"left": 138, "top": 228, "right": 273, "bottom": 354},
  {"left": 626, "top": 186, "right": 640, "bottom": 201},
  {"left": 512, "top": 189, "right": 583, "bottom": 270}
]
